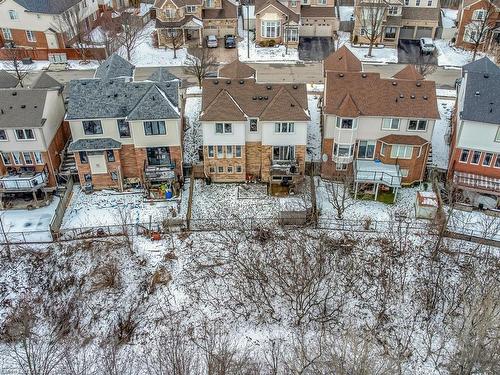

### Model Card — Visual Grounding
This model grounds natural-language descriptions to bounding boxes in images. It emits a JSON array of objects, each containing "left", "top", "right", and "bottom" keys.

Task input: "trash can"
[{"left": 165, "top": 190, "right": 173, "bottom": 199}]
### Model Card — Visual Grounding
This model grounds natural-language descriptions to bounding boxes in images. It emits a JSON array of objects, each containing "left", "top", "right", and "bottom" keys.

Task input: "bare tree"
[
  {"left": 162, "top": 26, "right": 185, "bottom": 59},
  {"left": 324, "top": 174, "right": 354, "bottom": 219},
  {"left": 53, "top": 6, "right": 92, "bottom": 62},
  {"left": 91, "top": 10, "right": 123, "bottom": 58},
  {"left": 116, "top": 13, "right": 147, "bottom": 61},
  {"left": 415, "top": 52, "right": 437, "bottom": 77},
  {"left": 2, "top": 48, "right": 34, "bottom": 88},
  {"left": 463, "top": 2, "right": 497, "bottom": 61},
  {"left": 356, "top": 0, "right": 388, "bottom": 57},
  {"left": 184, "top": 46, "right": 217, "bottom": 88}
]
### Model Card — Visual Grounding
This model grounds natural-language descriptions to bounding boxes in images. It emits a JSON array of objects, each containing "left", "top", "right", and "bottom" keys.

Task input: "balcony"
[
  {"left": 453, "top": 172, "right": 500, "bottom": 195},
  {"left": 270, "top": 159, "right": 300, "bottom": 176},
  {"left": 354, "top": 160, "right": 402, "bottom": 188},
  {"left": 332, "top": 154, "right": 354, "bottom": 164},
  {"left": 144, "top": 163, "right": 176, "bottom": 183},
  {"left": 0, "top": 167, "right": 49, "bottom": 193}
]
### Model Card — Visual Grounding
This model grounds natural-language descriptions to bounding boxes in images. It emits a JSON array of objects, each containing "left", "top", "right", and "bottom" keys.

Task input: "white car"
[
  {"left": 419, "top": 38, "right": 436, "bottom": 54},
  {"left": 206, "top": 35, "right": 218, "bottom": 48}
]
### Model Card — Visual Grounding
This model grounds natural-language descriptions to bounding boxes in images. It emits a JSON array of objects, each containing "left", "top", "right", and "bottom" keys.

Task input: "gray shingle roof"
[
  {"left": 461, "top": 69, "right": 500, "bottom": 125},
  {"left": 31, "top": 72, "right": 62, "bottom": 89},
  {"left": 147, "top": 67, "right": 180, "bottom": 83},
  {"left": 14, "top": 0, "right": 82, "bottom": 14},
  {"left": 66, "top": 79, "right": 180, "bottom": 120},
  {"left": 68, "top": 138, "right": 122, "bottom": 152},
  {"left": 0, "top": 89, "right": 48, "bottom": 128},
  {"left": 127, "top": 85, "right": 180, "bottom": 121},
  {"left": 94, "top": 54, "right": 135, "bottom": 80},
  {"left": 0, "top": 71, "right": 18, "bottom": 88},
  {"left": 462, "top": 57, "right": 499, "bottom": 75}
]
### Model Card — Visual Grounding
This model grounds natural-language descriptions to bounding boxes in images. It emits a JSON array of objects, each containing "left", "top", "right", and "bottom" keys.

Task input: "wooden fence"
[
  {"left": 0, "top": 47, "right": 107, "bottom": 61},
  {"left": 50, "top": 178, "right": 75, "bottom": 236}
]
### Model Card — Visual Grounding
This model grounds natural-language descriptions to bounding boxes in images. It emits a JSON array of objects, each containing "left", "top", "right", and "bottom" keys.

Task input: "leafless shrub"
[
  {"left": 91, "top": 262, "right": 120, "bottom": 291},
  {"left": 114, "top": 306, "right": 139, "bottom": 345},
  {"left": 147, "top": 267, "right": 172, "bottom": 295}
]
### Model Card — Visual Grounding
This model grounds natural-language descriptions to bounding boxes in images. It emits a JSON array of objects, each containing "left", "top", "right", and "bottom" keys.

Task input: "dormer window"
[
  {"left": 335, "top": 117, "right": 357, "bottom": 129},
  {"left": 186, "top": 5, "right": 196, "bottom": 13}
]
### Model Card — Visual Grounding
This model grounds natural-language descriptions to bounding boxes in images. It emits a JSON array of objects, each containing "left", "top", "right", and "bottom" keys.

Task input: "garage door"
[
  {"left": 315, "top": 25, "right": 332, "bottom": 37},
  {"left": 202, "top": 27, "right": 217, "bottom": 37},
  {"left": 399, "top": 26, "right": 415, "bottom": 39},
  {"left": 415, "top": 27, "right": 433, "bottom": 38},
  {"left": 300, "top": 25, "right": 315, "bottom": 37},
  {"left": 218, "top": 28, "right": 236, "bottom": 37}
]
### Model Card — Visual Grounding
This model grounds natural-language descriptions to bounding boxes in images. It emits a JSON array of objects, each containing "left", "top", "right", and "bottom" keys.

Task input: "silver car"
[
  {"left": 419, "top": 38, "right": 436, "bottom": 54},
  {"left": 206, "top": 35, "right": 218, "bottom": 48}
]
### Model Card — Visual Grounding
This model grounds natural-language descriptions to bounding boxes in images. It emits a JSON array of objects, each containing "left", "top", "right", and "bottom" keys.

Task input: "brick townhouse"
[
  {"left": 0, "top": 72, "right": 68, "bottom": 206},
  {"left": 200, "top": 59, "right": 310, "bottom": 193},
  {"left": 352, "top": 0, "right": 441, "bottom": 47},
  {"left": 448, "top": 57, "right": 500, "bottom": 207},
  {"left": 66, "top": 54, "right": 183, "bottom": 194},
  {"left": 455, "top": 0, "right": 500, "bottom": 52},
  {"left": 321, "top": 46, "right": 440, "bottom": 200},
  {"left": 254, "top": 0, "right": 339, "bottom": 47},
  {"left": 0, "top": 0, "right": 99, "bottom": 49},
  {"left": 154, "top": 0, "right": 237, "bottom": 47}
]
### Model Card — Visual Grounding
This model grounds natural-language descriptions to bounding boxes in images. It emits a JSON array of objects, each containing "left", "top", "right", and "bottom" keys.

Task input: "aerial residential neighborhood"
[{"left": 0, "top": 0, "right": 498, "bottom": 373}]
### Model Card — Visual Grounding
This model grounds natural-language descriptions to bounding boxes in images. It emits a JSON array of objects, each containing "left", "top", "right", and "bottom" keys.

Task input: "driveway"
[
  {"left": 398, "top": 39, "right": 438, "bottom": 65},
  {"left": 299, "top": 37, "right": 336, "bottom": 61}
]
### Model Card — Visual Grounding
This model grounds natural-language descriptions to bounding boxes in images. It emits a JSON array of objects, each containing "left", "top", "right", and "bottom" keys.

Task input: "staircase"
[
  {"left": 60, "top": 152, "right": 77, "bottom": 176},
  {"left": 426, "top": 145, "right": 434, "bottom": 168}
]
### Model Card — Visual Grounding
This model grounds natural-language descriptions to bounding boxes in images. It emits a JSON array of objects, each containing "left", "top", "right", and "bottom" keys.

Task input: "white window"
[
  {"left": 12, "top": 152, "right": 22, "bottom": 165},
  {"left": 236, "top": 165, "right": 242, "bottom": 173},
  {"left": 473, "top": 9, "right": 486, "bottom": 21},
  {"left": 416, "top": 0, "right": 420, "bottom": 5},
  {"left": 317, "top": 0, "right": 326, "bottom": 4},
  {"left": 274, "top": 122, "right": 295, "bottom": 133},
  {"left": 470, "top": 150, "right": 481, "bottom": 164},
  {"left": 235, "top": 145, "right": 242, "bottom": 157},
  {"left": 2, "top": 28, "right": 12, "bottom": 40},
  {"left": 1, "top": 152, "right": 11, "bottom": 165},
  {"left": 208, "top": 146, "right": 215, "bottom": 158},
  {"left": 215, "top": 123, "right": 232, "bottom": 134},
  {"left": 459, "top": 149, "right": 469, "bottom": 162},
  {"left": 34, "top": 152, "right": 44, "bottom": 165},
  {"left": 23, "top": 152, "right": 33, "bottom": 165},
  {"left": 464, "top": 25, "right": 485, "bottom": 43},
  {"left": 357, "top": 140, "right": 376, "bottom": 159},
  {"left": 217, "top": 145, "right": 223, "bottom": 158},
  {"left": 333, "top": 143, "right": 354, "bottom": 157},
  {"left": 205, "top": 0, "right": 213, "bottom": 7},
  {"left": 285, "top": 28, "right": 299, "bottom": 42},
  {"left": 186, "top": 5, "right": 196, "bottom": 13},
  {"left": 9, "top": 10, "right": 18, "bottom": 20},
  {"left": 209, "top": 166, "right": 215, "bottom": 173},
  {"left": 26, "top": 30, "right": 36, "bottom": 43},
  {"left": 301, "top": 0, "right": 308, "bottom": 4},
  {"left": 382, "top": 118, "right": 400, "bottom": 130},
  {"left": 388, "top": 6, "right": 398, "bottom": 15},
  {"left": 217, "top": 166, "right": 224, "bottom": 173},
  {"left": 273, "top": 146, "right": 295, "bottom": 161},
  {"left": 291, "top": 0, "right": 297, "bottom": 6},
  {"left": 249, "top": 119, "right": 258, "bottom": 132},
  {"left": 164, "top": 8, "right": 175, "bottom": 18},
  {"left": 408, "top": 119, "right": 427, "bottom": 131},
  {"left": 0, "top": 129, "right": 7, "bottom": 140},
  {"left": 227, "top": 166, "right": 233, "bottom": 173},
  {"left": 15, "top": 129, "right": 35, "bottom": 140},
  {"left": 400, "top": 169, "right": 409, "bottom": 177},
  {"left": 335, "top": 117, "right": 357, "bottom": 129},
  {"left": 261, "top": 21, "right": 280, "bottom": 38},
  {"left": 84, "top": 120, "right": 104, "bottom": 135},
  {"left": 226, "top": 145, "right": 233, "bottom": 158},
  {"left": 380, "top": 143, "right": 386, "bottom": 156},
  {"left": 483, "top": 152, "right": 493, "bottom": 167},
  {"left": 495, "top": 155, "right": 500, "bottom": 168},
  {"left": 336, "top": 163, "right": 348, "bottom": 171},
  {"left": 427, "top": 0, "right": 432, "bottom": 5},
  {"left": 390, "top": 144, "right": 413, "bottom": 159}
]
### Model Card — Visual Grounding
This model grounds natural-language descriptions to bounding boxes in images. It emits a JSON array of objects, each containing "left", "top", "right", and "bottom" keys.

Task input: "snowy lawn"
[
  {"left": 430, "top": 99, "right": 454, "bottom": 170},
  {"left": 61, "top": 185, "right": 188, "bottom": 230},
  {"left": 338, "top": 6, "right": 354, "bottom": 21},
  {"left": 307, "top": 94, "right": 322, "bottom": 161},
  {"left": 183, "top": 95, "right": 202, "bottom": 164},
  {"left": 0, "top": 59, "right": 99, "bottom": 71},
  {"left": 117, "top": 21, "right": 189, "bottom": 67},
  {"left": 190, "top": 180, "right": 311, "bottom": 220},
  {"left": 0, "top": 196, "right": 59, "bottom": 242},
  {"left": 434, "top": 39, "right": 482, "bottom": 67},
  {"left": 448, "top": 207, "right": 500, "bottom": 240},
  {"left": 338, "top": 31, "right": 398, "bottom": 64},
  {"left": 441, "top": 8, "right": 458, "bottom": 28}
]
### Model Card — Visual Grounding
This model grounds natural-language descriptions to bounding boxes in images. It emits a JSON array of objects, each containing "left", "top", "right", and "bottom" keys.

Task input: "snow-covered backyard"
[
  {"left": 441, "top": 8, "right": 458, "bottom": 29},
  {"left": 434, "top": 39, "right": 484, "bottom": 68},
  {"left": 307, "top": 94, "right": 322, "bottom": 161},
  {"left": 338, "top": 6, "right": 354, "bottom": 22},
  {"left": 61, "top": 185, "right": 188, "bottom": 230},
  {"left": 431, "top": 99, "right": 454, "bottom": 170},
  {"left": 183, "top": 94, "right": 202, "bottom": 164},
  {"left": 0, "top": 197, "right": 59, "bottom": 242}
]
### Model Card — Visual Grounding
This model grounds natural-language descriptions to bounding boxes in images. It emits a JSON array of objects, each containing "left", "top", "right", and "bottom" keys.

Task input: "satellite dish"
[{"left": 322, "top": 153, "right": 328, "bottom": 162}]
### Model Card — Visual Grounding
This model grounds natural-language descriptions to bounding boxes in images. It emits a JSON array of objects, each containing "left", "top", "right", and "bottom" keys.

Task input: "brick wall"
[
  {"left": 456, "top": 0, "right": 500, "bottom": 50},
  {"left": 449, "top": 147, "right": 500, "bottom": 178},
  {"left": 120, "top": 144, "right": 141, "bottom": 178},
  {"left": 246, "top": 142, "right": 262, "bottom": 178},
  {"left": 261, "top": 145, "right": 306, "bottom": 182},
  {"left": 44, "top": 122, "right": 69, "bottom": 186},
  {"left": 75, "top": 150, "right": 123, "bottom": 189},
  {"left": 203, "top": 145, "right": 246, "bottom": 182}
]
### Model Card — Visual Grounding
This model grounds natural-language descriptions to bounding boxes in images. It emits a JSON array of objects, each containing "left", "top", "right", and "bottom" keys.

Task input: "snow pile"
[
  {"left": 441, "top": 8, "right": 458, "bottom": 29},
  {"left": 436, "top": 88, "right": 457, "bottom": 98},
  {"left": 117, "top": 21, "right": 190, "bottom": 67},
  {"left": 183, "top": 95, "right": 203, "bottom": 164},
  {"left": 61, "top": 186, "right": 187, "bottom": 229},
  {"left": 338, "top": 6, "right": 354, "bottom": 21},
  {"left": 306, "top": 94, "right": 322, "bottom": 161},
  {"left": 338, "top": 31, "right": 398, "bottom": 64},
  {"left": 435, "top": 39, "right": 481, "bottom": 67},
  {"left": 185, "top": 86, "right": 202, "bottom": 95},
  {"left": 307, "top": 83, "right": 324, "bottom": 93},
  {"left": 431, "top": 99, "right": 454, "bottom": 170}
]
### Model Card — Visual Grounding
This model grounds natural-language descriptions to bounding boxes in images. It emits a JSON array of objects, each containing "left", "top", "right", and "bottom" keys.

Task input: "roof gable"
[
  {"left": 323, "top": 46, "right": 362, "bottom": 73},
  {"left": 0, "top": 89, "right": 48, "bottom": 128},
  {"left": 392, "top": 65, "right": 424, "bottom": 81},
  {"left": 127, "top": 85, "right": 180, "bottom": 121},
  {"left": 147, "top": 67, "right": 180, "bottom": 82},
  {"left": 200, "top": 90, "right": 247, "bottom": 121},
  {"left": 337, "top": 94, "right": 361, "bottom": 118},
  {"left": 0, "top": 70, "right": 18, "bottom": 89},
  {"left": 13, "top": 0, "right": 83, "bottom": 14},
  {"left": 259, "top": 87, "right": 310, "bottom": 121},
  {"left": 462, "top": 57, "right": 499, "bottom": 75},
  {"left": 218, "top": 60, "right": 256, "bottom": 79},
  {"left": 31, "top": 72, "right": 62, "bottom": 89},
  {"left": 94, "top": 54, "right": 135, "bottom": 80}
]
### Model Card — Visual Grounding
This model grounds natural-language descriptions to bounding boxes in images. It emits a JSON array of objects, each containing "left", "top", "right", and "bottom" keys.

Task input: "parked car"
[
  {"left": 224, "top": 35, "right": 236, "bottom": 48},
  {"left": 419, "top": 38, "right": 436, "bottom": 54},
  {"left": 204, "top": 71, "right": 218, "bottom": 78},
  {"left": 206, "top": 35, "right": 218, "bottom": 48}
]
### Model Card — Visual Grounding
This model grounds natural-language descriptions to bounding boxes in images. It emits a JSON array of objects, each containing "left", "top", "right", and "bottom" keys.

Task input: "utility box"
[{"left": 415, "top": 191, "right": 439, "bottom": 219}]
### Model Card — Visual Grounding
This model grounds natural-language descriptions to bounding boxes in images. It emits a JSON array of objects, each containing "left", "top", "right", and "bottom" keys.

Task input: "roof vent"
[
  {"left": 293, "top": 85, "right": 298, "bottom": 89},
  {"left": 214, "top": 80, "right": 219, "bottom": 85},
  {"left": 166, "top": 83, "right": 170, "bottom": 87},
  {"left": 12, "top": 92, "right": 17, "bottom": 96},
  {"left": 109, "top": 80, "right": 114, "bottom": 84},
  {"left": 252, "top": 96, "right": 257, "bottom": 100},
  {"left": 0, "top": 109, "right": 3, "bottom": 114},
  {"left": 475, "top": 91, "right": 480, "bottom": 96},
  {"left": 291, "top": 103, "right": 295, "bottom": 107},
  {"left": 416, "top": 82, "right": 421, "bottom": 87},
  {"left": 135, "top": 85, "right": 140, "bottom": 88},
  {"left": 226, "top": 80, "right": 231, "bottom": 84},
  {"left": 152, "top": 95, "right": 155, "bottom": 100},
  {"left": 82, "top": 82, "right": 87, "bottom": 86},
  {"left": 484, "top": 73, "right": 489, "bottom": 78},
  {"left": 423, "top": 95, "right": 428, "bottom": 100},
  {"left": 266, "top": 85, "right": 272, "bottom": 90},
  {"left": 258, "top": 96, "right": 263, "bottom": 100},
  {"left": 114, "top": 93, "right": 118, "bottom": 97},
  {"left": 339, "top": 73, "right": 344, "bottom": 78},
  {"left": 239, "top": 80, "right": 244, "bottom": 84},
  {"left": 34, "top": 105, "right": 37, "bottom": 108},
  {"left": 392, "top": 81, "right": 397, "bottom": 86},
  {"left": 410, "top": 94, "right": 415, "bottom": 99},
  {"left": 399, "top": 94, "right": 404, "bottom": 98},
  {"left": 362, "top": 73, "right": 367, "bottom": 78},
  {"left": 21, "top": 105, "right": 26, "bottom": 108},
  {"left": 264, "top": 96, "right": 268, "bottom": 100}
]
